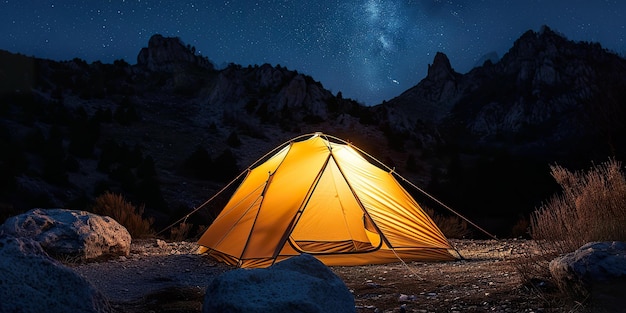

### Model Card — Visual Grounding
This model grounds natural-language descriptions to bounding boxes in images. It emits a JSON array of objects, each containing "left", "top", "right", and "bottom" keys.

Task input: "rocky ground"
[{"left": 72, "top": 239, "right": 577, "bottom": 313}]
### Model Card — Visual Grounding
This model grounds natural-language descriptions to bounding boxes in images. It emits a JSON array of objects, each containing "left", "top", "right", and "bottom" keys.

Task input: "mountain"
[
  {"left": 0, "top": 35, "right": 397, "bottom": 229},
  {"left": 473, "top": 51, "right": 500, "bottom": 68},
  {"left": 386, "top": 26, "right": 626, "bottom": 155},
  {"left": 387, "top": 26, "right": 626, "bottom": 162},
  {"left": 1, "top": 27, "right": 625, "bottom": 236},
  {"left": 383, "top": 26, "right": 626, "bottom": 232}
]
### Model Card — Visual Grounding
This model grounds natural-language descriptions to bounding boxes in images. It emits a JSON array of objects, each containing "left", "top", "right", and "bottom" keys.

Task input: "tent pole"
[
  {"left": 156, "top": 134, "right": 316, "bottom": 237},
  {"left": 270, "top": 152, "right": 332, "bottom": 265},
  {"left": 329, "top": 153, "right": 394, "bottom": 251},
  {"left": 237, "top": 171, "right": 275, "bottom": 264},
  {"left": 327, "top": 133, "right": 498, "bottom": 241}
]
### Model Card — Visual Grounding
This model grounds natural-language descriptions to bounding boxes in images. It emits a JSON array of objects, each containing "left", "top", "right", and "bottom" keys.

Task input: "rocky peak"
[
  {"left": 473, "top": 52, "right": 500, "bottom": 68},
  {"left": 427, "top": 52, "right": 455, "bottom": 81},
  {"left": 503, "top": 26, "right": 569, "bottom": 63},
  {"left": 137, "top": 34, "right": 214, "bottom": 72},
  {"left": 205, "top": 63, "right": 333, "bottom": 125}
]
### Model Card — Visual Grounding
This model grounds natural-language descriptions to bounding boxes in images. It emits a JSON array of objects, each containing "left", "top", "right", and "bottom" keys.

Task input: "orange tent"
[{"left": 197, "top": 133, "right": 456, "bottom": 268}]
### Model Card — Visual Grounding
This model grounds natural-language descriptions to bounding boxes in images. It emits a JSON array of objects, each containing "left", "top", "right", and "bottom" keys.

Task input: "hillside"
[
  {"left": 1, "top": 26, "right": 625, "bottom": 236},
  {"left": 383, "top": 26, "right": 626, "bottom": 233}
]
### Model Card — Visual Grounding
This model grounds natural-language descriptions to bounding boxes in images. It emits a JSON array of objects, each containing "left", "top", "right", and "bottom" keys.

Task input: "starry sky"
[{"left": 1, "top": 1, "right": 625, "bottom": 105}]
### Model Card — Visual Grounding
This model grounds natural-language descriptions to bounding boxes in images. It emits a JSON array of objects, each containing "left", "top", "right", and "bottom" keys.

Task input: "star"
[{"left": 0, "top": 1, "right": 624, "bottom": 105}]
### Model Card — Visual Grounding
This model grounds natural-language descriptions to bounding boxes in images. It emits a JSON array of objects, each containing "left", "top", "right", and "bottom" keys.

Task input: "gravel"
[{"left": 72, "top": 239, "right": 572, "bottom": 313}]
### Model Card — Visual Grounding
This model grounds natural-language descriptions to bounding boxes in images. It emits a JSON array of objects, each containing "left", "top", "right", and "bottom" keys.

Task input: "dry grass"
[
  {"left": 425, "top": 207, "right": 471, "bottom": 239},
  {"left": 169, "top": 222, "right": 192, "bottom": 241},
  {"left": 92, "top": 192, "right": 155, "bottom": 238},
  {"left": 530, "top": 158, "right": 626, "bottom": 254},
  {"left": 515, "top": 158, "right": 626, "bottom": 310}
]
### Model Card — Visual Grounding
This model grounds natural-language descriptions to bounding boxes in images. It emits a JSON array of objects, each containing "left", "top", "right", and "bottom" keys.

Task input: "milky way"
[{"left": 1, "top": 1, "right": 625, "bottom": 105}]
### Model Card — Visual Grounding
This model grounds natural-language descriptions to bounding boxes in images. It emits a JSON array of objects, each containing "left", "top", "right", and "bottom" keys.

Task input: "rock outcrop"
[
  {"left": 383, "top": 52, "right": 462, "bottom": 133},
  {"left": 204, "top": 63, "right": 334, "bottom": 129},
  {"left": 0, "top": 234, "right": 112, "bottom": 313},
  {"left": 137, "top": 34, "right": 214, "bottom": 72},
  {"left": 549, "top": 241, "right": 626, "bottom": 312},
  {"left": 385, "top": 26, "right": 626, "bottom": 156},
  {"left": 202, "top": 254, "right": 355, "bottom": 313},
  {"left": 0, "top": 209, "right": 131, "bottom": 260},
  {"left": 460, "top": 26, "right": 626, "bottom": 153}
]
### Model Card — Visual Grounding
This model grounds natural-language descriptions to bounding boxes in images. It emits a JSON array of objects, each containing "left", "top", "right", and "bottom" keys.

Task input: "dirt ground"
[{"left": 73, "top": 239, "right": 574, "bottom": 313}]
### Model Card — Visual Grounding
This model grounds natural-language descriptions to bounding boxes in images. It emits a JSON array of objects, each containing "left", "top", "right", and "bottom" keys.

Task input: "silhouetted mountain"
[
  {"left": 0, "top": 34, "right": 389, "bottom": 228},
  {"left": 1, "top": 28, "right": 625, "bottom": 236},
  {"left": 473, "top": 51, "right": 500, "bottom": 68},
  {"left": 382, "top": 26, "right": 626, "bottom": 233}
]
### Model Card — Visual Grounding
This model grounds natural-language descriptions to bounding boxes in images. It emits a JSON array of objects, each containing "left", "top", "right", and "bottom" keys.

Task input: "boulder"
[
  {"left": 202, "top": 254, "right": 355, "bottom": 313},
  {"left": 0, "top": 234, "right": 112, "bottom": 313},
  {"left": 0, "top": 208, "right": 131, "bottom": 260},
  {"left": 549, "top": 241, "right": 626, "bottom": 311}
]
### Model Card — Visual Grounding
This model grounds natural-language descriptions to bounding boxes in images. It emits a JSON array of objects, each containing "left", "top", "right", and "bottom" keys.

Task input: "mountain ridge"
[{"left": 1, "top": 26, "right": 625, "bottom": 236}]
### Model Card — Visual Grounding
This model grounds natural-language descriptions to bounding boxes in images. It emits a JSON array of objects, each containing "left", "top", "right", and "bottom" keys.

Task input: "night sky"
[{"left": 1, "top": 1, "right": 625, "bottom": 105}]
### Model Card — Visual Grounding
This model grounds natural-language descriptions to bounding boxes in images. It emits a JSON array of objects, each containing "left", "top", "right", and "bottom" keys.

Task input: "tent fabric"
[{"left": 197, "top": 133, "right": 456, "bottom": 268}]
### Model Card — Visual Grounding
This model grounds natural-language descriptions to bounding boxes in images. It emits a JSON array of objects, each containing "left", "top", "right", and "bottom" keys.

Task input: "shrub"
[
  {"left": 515, "top": 158, "right": 626, "bottom": 307},
  {"left": 92, "top": 191, "right": 154, "bottom": 238},
  {"left": 169, "top": 222, "right": 191, "bottom": 241},
  {"left": 424, "top": 207, "right": 470, "bottom": 239},
  {"left": 530, "top": 158, "right": 626, "bottom": 254}
]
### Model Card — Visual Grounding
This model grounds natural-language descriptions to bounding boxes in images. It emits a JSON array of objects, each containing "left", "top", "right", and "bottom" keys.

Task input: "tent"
[{"left": 197, "top": 133, "right": 457, "bottom": 268}]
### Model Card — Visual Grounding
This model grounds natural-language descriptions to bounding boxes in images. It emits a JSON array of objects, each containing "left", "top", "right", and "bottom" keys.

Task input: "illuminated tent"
[{"left": 197, "top": 133, "right": 456, "bottom": 268}]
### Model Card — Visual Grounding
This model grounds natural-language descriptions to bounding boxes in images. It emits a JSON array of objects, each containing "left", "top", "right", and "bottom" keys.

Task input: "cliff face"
[
  {"left": 204, "top": 63, "right": 333, "bottom": 123},
  {"left": 136, "top": 34, "right": 214, "bottom": 72},
  {"left": 383, "top": 52, "right": 462, "bottom": 132},
  {"left": 383, "top": 26, "right": 626, "bottom": 160},
  {"left": 461, "top": 27, "right": 626, "bottom": 159}
]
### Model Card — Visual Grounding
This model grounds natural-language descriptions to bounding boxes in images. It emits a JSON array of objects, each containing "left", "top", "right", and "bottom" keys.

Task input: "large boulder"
[
  {"left": 202, "top": 254, "right": 355, "bottom": 313},
  {"left": 0, "top": 208, "right": 131, "bottom": 260},
  {"left": 549, "top": 241, "right": 626, "bottom": 311},
  {"left": 0, "top": 234, "right": 112, "bottom": 313}
]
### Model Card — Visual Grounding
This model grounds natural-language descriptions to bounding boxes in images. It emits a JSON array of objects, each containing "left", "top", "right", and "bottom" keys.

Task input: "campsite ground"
[{"left": 73, "top": 239, "right": 575, "bottom": 313}]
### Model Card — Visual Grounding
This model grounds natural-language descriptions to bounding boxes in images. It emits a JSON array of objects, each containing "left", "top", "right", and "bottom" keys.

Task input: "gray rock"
[
  {"left": 202, "top": 254, "right": 355, "bottom": 313},
  {"left": 550, "top": 241, "right": 626, "bottom": 311},
  {"left": 0, "top": 234, "right": 112, "bottom": 313},
  {"left": 0, "top": 208, "right": 131, "bottom": 260}
]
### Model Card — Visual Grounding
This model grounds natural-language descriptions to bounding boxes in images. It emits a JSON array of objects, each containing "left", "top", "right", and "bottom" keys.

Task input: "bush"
[
  {"left": 530, "top": 158, "right": 626, "bottom": 254},
  {"left": 515, "top": 158, "right": 626, "bottom": 307},
  {"left": 92, "top": 192, "right": 154, "bottom": 238},
  {"left": 424, "top": 207, "right": 470, "bottom": 239},
  {"left": 169, "top": 222, "right": 191, "bottom": 241}
]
